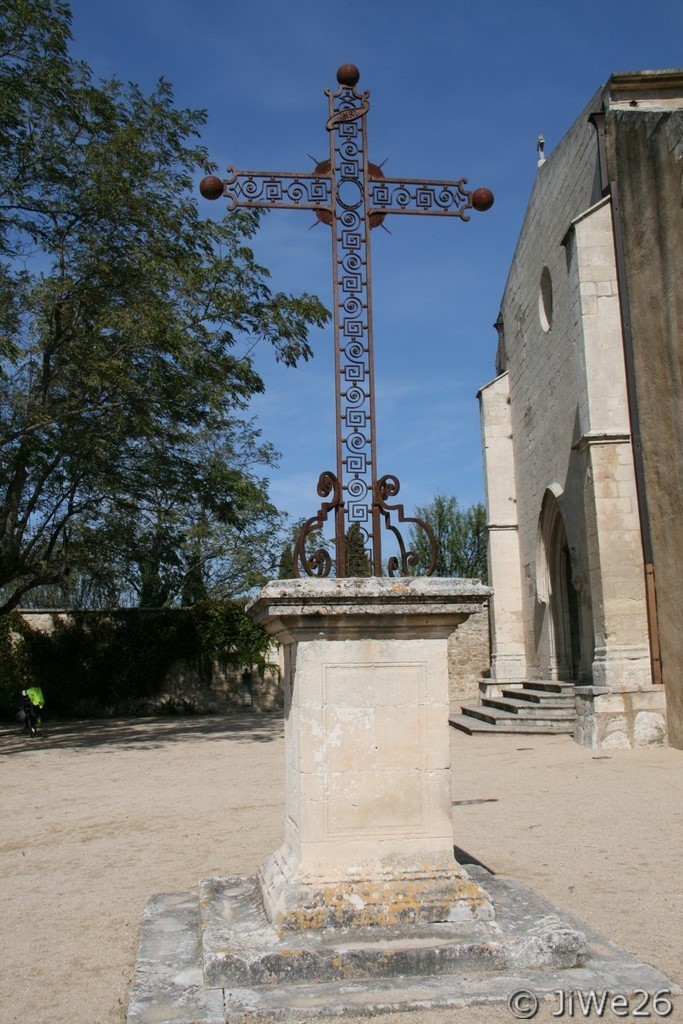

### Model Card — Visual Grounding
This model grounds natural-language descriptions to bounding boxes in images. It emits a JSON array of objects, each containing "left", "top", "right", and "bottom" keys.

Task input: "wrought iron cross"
[{"left": 200, "top": 63, "right": 493, "bottom": 578}]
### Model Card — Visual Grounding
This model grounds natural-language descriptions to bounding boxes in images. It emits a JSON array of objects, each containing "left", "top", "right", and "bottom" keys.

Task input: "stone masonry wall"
[
  {"left": 487, "top": 75, "right": 679, "bottom": 746},
  {"left": 498, "top": 92, "right": 603, "bottom": 679},
  {"left": 447, "top": 605, "right": 490, "bottom": 705},
  {"left": 16, "top": 610, "right": 283, "bottom": 714},
  {"left": 608, "top": 107, "right": 683, "bottom": 748},
  {"left": 161, "top": 653, "right": 282, "bottom": 713}
]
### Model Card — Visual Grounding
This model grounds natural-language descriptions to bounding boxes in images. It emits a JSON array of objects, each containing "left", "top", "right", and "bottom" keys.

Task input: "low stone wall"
[
  {"left": 16, "top": 604, "right": 489, "bottom": 715},
  {"left": 15, "top": 610, "right": 283, "bottom": 714},
  {"left": 161, "top": 653, "right": 283, "bottom": 713},
  {"left": 447, "top": 605, "right": 491, "bottom": 706},
  {"left": 574, "top": 685, "right": 668, "bottom": 748}
]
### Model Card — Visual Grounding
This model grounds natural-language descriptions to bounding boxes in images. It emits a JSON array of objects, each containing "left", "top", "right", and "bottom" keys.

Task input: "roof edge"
[{"left": 604, "top": 69, "right": 683, "bottom": 107}]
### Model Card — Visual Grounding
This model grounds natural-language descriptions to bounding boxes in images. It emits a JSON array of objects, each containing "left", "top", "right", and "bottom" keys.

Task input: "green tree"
[
  {"left": 57, "top": 426, "right": 289, "bottom": 607},
  {"left": 345, "top": 522, "right": 370, "bottom": 577},
  {"left": 0, "top": 0, "right": 329, "bottom": 612},
  {"left": 277, "top": 517, "right": 330, "bottom": 579},
  {"left": 408, "top": 494, "right": 488, "bottom": 581},
  {"left": 278, "top": 537, "right": 295, "bottom": 580}
]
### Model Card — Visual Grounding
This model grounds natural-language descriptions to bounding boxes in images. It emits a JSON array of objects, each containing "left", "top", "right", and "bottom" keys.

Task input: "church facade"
[{"left": 479, "top": 70, "right": 683, "bottom": 749}]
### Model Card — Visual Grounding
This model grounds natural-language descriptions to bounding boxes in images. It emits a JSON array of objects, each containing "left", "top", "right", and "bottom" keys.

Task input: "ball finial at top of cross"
[
  {"left": 337, "top": 63, "right": 360, "bottom": 87},
  {"left": 472, "top": 188, "right": 494, "bottom": 212},
  {"left": 199, "top": 175, "right": 224, "bottom": 201}
]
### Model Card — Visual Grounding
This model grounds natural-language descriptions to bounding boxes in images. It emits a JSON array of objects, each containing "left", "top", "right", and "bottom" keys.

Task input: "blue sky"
[{"left": 67, "top": 0, "right": 682, "bottom": 526}]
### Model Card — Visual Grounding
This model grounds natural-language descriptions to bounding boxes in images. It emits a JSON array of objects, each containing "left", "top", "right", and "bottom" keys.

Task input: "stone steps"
[
  {"left": 450, "top": 712, "right": 576, "bottom": 735},
  {"left": 450, "top": 680, "right": 577, "bottom": 736},
  {"left": 517, "top": 680, "right": 576, "bottom": 694},
  {"left": 479, "top": 696, "right": 576, "bottom": 719},
  {"left": 503, "top": 685, "right": 574, "bottom": 704},
  {"left": 125, "top": 866, "right": 680, "bottom": 1023},
  {"left": 198, "top": 871, "right": 585, "bottom": 991}
]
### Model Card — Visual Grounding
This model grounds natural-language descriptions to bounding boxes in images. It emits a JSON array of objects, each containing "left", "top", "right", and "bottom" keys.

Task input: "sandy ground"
[{"left": 0, "top": 714, "right": 681, "bottom": 1024}]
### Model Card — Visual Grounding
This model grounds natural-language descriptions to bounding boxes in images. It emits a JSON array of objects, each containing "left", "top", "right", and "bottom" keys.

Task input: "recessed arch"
[{"left": 536, "top": 488, "right": 579, "bottom": 679}]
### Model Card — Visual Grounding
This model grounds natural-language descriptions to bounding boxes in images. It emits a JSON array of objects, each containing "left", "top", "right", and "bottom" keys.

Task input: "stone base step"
[
  {"left": 126, "top": 866, "right": 679, "bottom": 1023},
  {"left": 462, "top": 704, "right": 575, "bottom": 727},
  {"left": 501, "top": 692, "right": 577, "bottom": 708},
  {"left": 478, "top": 679, "right": 576, "bottom": 701},
  {"left": 483, "top": 696, "right": 576, "bottom": 718},
  {"left": 198, "top": 873, "right": 587, "bottom": 990},
  {"left": 450, "top": 712, "right": 575, "bottom": 735},
  {"left": 524, "top": 680, "right": 576, "bottom": 694},
  {"left": 505, "top": 686, "right": 575, "bottom": 705}
]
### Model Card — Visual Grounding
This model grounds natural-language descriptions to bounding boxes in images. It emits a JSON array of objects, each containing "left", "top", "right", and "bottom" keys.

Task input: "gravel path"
[{"left": 0, "top": 715, "right": 680, "bottom": 1024}]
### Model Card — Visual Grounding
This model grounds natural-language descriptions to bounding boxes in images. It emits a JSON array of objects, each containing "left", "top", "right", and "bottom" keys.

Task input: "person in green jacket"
[{"left": 21, "top": 687, "right": 44, "bottom": 738}]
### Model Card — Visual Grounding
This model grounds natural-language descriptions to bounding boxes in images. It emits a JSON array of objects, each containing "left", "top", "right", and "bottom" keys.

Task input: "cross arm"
[
  {"left": 221, "top": 168, "right": 332, "bottom": 212},
  {"left": 368, "top": 175, "right": 476, "bottom": 219}
]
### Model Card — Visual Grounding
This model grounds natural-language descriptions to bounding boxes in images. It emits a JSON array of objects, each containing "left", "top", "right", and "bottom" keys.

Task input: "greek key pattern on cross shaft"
[
  {"left": 329, "top": 81, "right": 375, "bottom": 566},
  {"left": 368, "top": 177, "right": 473, "bottom": 218}
]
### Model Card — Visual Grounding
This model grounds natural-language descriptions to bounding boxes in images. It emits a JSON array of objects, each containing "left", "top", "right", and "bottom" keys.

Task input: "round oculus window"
[{"left": 539, "top": 266, "right": 553, "bottom": 332}]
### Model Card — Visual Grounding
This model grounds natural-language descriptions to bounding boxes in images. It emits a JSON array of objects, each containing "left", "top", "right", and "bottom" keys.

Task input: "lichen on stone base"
[{"left": 257, "top": 848, "right": 494, "bottom": 933}]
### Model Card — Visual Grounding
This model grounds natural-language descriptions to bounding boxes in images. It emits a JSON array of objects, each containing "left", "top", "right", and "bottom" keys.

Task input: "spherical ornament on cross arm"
[
  {"left": 472, "top": 187, "right": 494, "bottom": 212},
  {"left": 199, "top": 175, "right": 225, "bottom": 201},
  {"left": 337, "top": 63, "right": 360, "bottom": 87}
]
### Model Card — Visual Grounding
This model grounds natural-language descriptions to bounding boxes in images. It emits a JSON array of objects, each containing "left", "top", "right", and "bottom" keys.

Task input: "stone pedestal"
[
  {"left": 126, "top": 575, "right": 680, "bottom": 1022},
  {"left": 247, "top": 577, "right": 494, "bottom": 931}
]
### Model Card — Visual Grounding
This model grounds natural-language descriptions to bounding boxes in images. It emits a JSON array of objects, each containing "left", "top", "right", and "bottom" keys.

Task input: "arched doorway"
[{"left": 537, "top": 490, "right": 580, "bottom": 680}]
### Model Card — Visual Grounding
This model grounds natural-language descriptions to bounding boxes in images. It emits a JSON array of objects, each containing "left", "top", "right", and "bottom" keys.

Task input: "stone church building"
[{"left": 479, "top": 69, "right": 682, "bottom": 749}]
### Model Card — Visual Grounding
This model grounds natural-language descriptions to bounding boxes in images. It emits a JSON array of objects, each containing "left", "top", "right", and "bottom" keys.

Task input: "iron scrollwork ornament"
[
  {"left": 374, "top": 475, "right": 437, "bottom": 577},
  {"left": 292, "top": 472, "right": 342, "bottom": 578}
]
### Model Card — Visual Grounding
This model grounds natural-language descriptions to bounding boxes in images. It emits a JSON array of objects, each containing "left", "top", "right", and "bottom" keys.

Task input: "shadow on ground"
[
  {"left": 453, "top": 844, "right": 497, "bottom": 875},
  {"left": 0, "top": 712, "right": 284, "bottom": 755}
]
